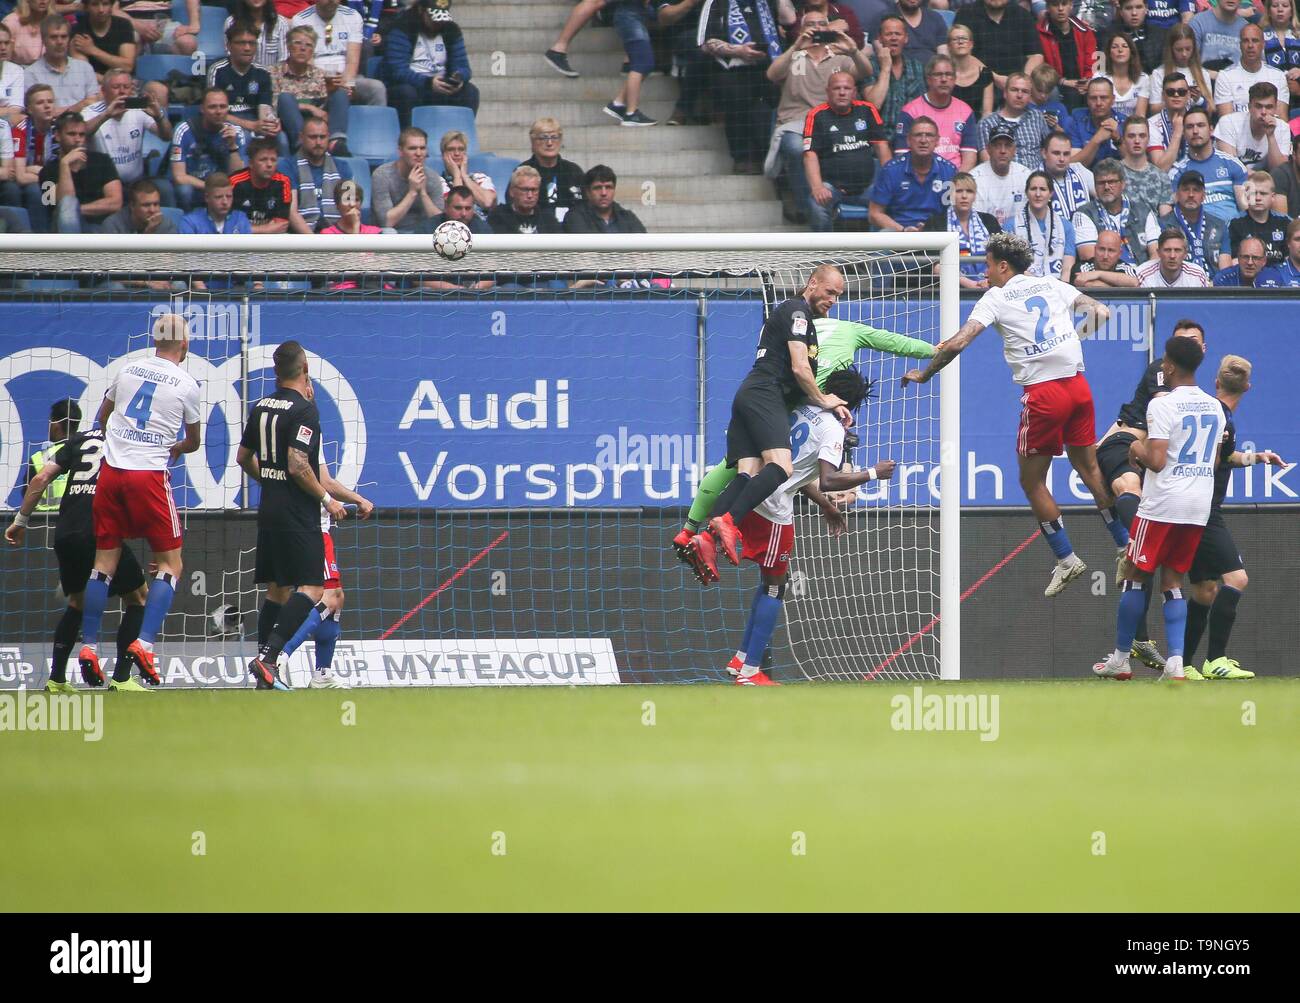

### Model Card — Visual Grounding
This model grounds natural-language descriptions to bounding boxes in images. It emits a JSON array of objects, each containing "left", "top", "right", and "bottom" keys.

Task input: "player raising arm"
[{"left": 900, "top": 231, "right": 1125, "bottom": 598}]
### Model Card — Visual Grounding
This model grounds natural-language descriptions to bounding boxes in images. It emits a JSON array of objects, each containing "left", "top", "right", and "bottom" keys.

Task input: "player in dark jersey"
[
  {"left": 1094, "top": 318, "right": 1206, "bottom": 670},
  {"left": 237, "top": 340, "right": 347, "bottom": 690},
  {"left": 1184, "top": 355, "right": 1286, "bottom": 680},
  {"left": 687, "top": 264, "right": 851, "bottom": 578},
  {"left": 5, "top": 420, "right": 150, "bottom": 692}
]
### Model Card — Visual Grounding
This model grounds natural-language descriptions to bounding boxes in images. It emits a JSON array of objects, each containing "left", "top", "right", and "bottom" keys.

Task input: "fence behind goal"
[{"left": 0, "top": 235, "right": 960, "bottom": 685}]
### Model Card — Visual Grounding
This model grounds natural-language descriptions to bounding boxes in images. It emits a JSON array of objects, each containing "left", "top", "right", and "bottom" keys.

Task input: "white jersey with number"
[
  {"left": 967, "top": 273, "right": 1086, "bottom": 386},
  {"left": 1136, "top": 385, "right": 1225, "bottom": 526},
  {"left": 103, "top": 355, "right": 201, "bottom": 470},
  {"left": 757, "top": 405, "right": 845, "bottom": 526}
]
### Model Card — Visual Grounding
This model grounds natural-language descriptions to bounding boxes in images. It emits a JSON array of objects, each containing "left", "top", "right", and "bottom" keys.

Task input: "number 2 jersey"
[
  {"left": 104, "top": 355, "right": 202, "bottom": 469},
  {"left": 967, "top": 274, "right": 1086, "bottom": 386},
  {"left": 239, "top": 387, "right": 323, "bottom": 533},
  {"left": 1136, "top": 385, "right": 1226, "bottom": 527},
  {"left": 756, "top": 405, "right": 846, "bottom": 526},
  {"left": 50, "top": 428, "right": 106, "bottom": 541}
]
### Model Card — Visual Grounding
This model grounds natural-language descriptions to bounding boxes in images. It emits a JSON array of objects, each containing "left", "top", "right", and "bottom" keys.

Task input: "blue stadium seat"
[
  {"left": 135, "top": 53, "right": 194, "bottom": 86},
  {"left": 470, "top": 154, "right": 519, "bottom": 199},
  {"left": 341, "top": 157, "right": 373, "bottom": 213},
  {"left": 20, "top": 279, "right": 80, "bottom": 290},
  {"left": 264, "top": 281, "right": 313, "bottom": 290},
  {"left": 365, "top": 55, "right": 382, "bottom": 79},
  {"left": 171, "top": 0, "right": 190, "bottom": 21},
  {"left": 412, "top": 106, "right": 478, "bottom": 155},
  {"left": 161, "top": 207, "right": 185, "bottom": 227},
  {"left": 198, "top": 5, "right": 228, "bottom": 59},
  {"left": 0, "top": 206, "right": 32, "bottom": 233},
  {"left": 836, "top": 204, "right": 870, "bottom": 221},
  {"left": 347, "top": 105, "right": 401, "bottom": 167},
  {"left": 938, "top": 9, "right": 955, "bottom": 28}
]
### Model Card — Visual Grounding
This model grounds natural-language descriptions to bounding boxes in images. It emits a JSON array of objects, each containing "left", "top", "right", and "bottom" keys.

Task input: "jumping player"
[
  {"left": 673, "top": 314, "right": 936, "bottom": 583},
  {"left": 5, "top": 412, "right": 151, "bottom": 692},
  {"left": 900, "top": 231, "right": 1124, "bottom": 597},
  {"left": 688, "top": 265, "right": 851, "bottom": 578},
  {"left": 1094, "top": 336, "right": 1224, "bottom": 682},
  {"left": 724, "top": 368, "right": 898, "bottom": 686},
  {"left": 78, "top": 313, "right": 202, "bottom": 686},
  {"left": 1183, "top": 354, "right": 1286, "bottom": 680}
]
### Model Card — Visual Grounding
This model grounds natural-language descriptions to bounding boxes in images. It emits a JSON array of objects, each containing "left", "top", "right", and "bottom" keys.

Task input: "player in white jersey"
[
  {"left": 78, "top": 313, "right": 202, "bottom": 688},
  {"left": 1094, "top": 336, "right": 1224, "bottom": 682},
  {"left": 724, "top": 369, "right": 898, "bottom": 685},
  {"left": 901, "top": 231, "right": 1127, "bottom": 598}
]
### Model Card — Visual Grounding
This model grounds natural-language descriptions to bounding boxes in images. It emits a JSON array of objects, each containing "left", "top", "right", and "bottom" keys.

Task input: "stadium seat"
[
  {"left": 0, "top": 206, "right": 32, "bottom": 233},
  {"left": 938, "top": 9, "right": 955, "bottom": 28},
  {"left": 837, "top": 204, "right": 870, "bottom": 221},
  {"left": 135, "top": 53, "right": 194, "bottom": 86},
  {"left": 341, "top": 157, "right": 373, "bottom": 211},
  {"left": 161, "top": 207, "right": 185, "bottom": 227},
  {"left": 347, "top": 105, "right": 401, "bottom": 167},
  {"left": 170, "top": 0, "right": 188, "bottom": 19},
  {"left": 470, "top": 154, "right": 519, "bottom": 198},
  {"left": 198, "top": 6, "right": 228, "bottom": 59},
  {"left": 19, "top": 279, "right": 80, "bottom": 290},
  {"left": 412, "top": 106, "right": 478, "bottom": 155}
]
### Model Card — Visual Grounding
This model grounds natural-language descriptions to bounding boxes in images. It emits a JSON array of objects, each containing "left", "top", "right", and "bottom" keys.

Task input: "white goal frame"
[{"left": 5, "top": 232, "right": 962, "bottom": 681}]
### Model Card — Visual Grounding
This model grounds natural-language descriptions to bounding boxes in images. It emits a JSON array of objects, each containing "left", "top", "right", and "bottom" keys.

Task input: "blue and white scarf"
[
  {"left": 1049, "top": 165, "right": 1090, "bottom": 217},
  {"left": 950, "top": 206, "right": 990, "bottom": 278},
  {"left": 727, "top": 0, "right": 782, "bottom": 62},
  {"left": 1174, "top": 204, "right": 1206, "bottom": 267},
  {"left": 1016, "top": 204, "right": 1067, "bottom": 278}
]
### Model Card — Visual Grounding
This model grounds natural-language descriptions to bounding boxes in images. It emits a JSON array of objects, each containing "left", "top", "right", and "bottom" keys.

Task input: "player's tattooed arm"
[
  {"left": 289, "top": 446, "right": 348, "bottom": 520},
  {"left": 1071, "top": 291, "right": 1111, "bottom": 340},
  {"left": 900, "top": 318, "right": 983, "bottom": 385}
]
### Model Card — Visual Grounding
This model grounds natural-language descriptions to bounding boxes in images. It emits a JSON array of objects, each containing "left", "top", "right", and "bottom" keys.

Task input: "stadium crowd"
[{"left": 1, "top": 0, "right": 1299, "bottom": 285}]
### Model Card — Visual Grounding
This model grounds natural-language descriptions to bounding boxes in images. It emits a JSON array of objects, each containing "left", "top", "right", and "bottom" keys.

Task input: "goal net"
[{"left": 0, "top": 234, "right": 959, "bottom": 687}]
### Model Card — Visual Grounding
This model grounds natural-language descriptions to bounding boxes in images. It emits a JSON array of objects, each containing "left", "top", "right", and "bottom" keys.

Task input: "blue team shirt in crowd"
[
  {"left": 171, "top": 119, "right": 248, "bottom": 181},
  {"left": 1272, "top": 258, "right": 1300, "bottom": 285},
  {"left": 1065, "top": 108, "right": 1127, "bottom": 162},
  {"left": 1212, "top": 263, "right": 1283, "bottom": 287},
  {"left": 1168, "top": 151, "right": 1247, "bottom": 223},
  {"left": 867, "top": 153, "right": 957, "bottom": 228},
  {"left": 180, "top": 209, "right": 253, "bottom": 234}
]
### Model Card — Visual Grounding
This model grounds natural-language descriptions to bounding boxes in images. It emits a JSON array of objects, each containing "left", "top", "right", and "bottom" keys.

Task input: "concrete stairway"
[{"left": 455, "top": 0, "right": 792, "bottom": 232}]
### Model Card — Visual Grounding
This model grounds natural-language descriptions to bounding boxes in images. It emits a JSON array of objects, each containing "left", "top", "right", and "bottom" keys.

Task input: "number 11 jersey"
[
  {"left": 967, "top": 273, "right": 1086, "bottom": 387},
  {"left": 240, "top": 387, "right": 323, "bottom": 533}
]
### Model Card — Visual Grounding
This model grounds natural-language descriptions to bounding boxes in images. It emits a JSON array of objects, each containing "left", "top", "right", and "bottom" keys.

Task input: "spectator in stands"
[
  {"left": 431, "top": 182, "right": 490, "bottom": 233},
  {"left": 82, "top": 67, "right": 173, "bottom": 202},
  {"left": 1157, "top": 169, "right": 1230, "bottom": 273},
  {"left": 280, "top": 115, "right": 350, "bottom": 232},
  {"left": 601, "top": 0, "right": 658, "bottom": 126},
  {"left": 101, "top": 177, "right": 177, "bottom": 232},
  {"left": 800, "top": 0, "right": 864, "bottom": 49},
  {"left": 1104, "top": 0, "right": 1167, "bottom": 72},
  {"left": 39, "top": 109, "right": 121, "bottom": 231},
  {"left": 865, "top": 0, "right": 947, "bottom": 63},
  {"left": 766, "top": 7, "right": 869, "bottom": 223},
  {"left": 119, "top": 0, "right": 200, "bottom": 57},
  {"left": 1214, "top": 23, "right": 1289, "bottom": 116},
  {"left": 895, "top": 55, "right": 977, "bottom": 169},
  {"left": 1260, "top": 0, "right": 1300, "bottom": 83},
  {"left": 1037, "top": 0, "right": 1098, "bottom": 110},
  {"left": 804, "top": 71, "right": 892, "bottom": 231},
  {"left": 972, "top": 123, "right": 1031, "bottom": 225},
  {"left": 1148, "top": 70, "right": 1192, "bottom": 169},
  {"left": 923, "top": 171, "right": 1001, "bottom": 288},
  {"left": 273, "top": 25, "right": 351, "bottom": 157},
  {"left": 1072, "top": 228, "right": 1142, "bottom": 285},
  {"left": 1168, "top": 107, "right": 1248, "bottom": 222},
  {"left": 0, "top": 25, "right": 25, "bottom": 117},
  {"left": 1028, "top": 62, "right": 1069, "bottom": 128},
  {"left": 543, "top": 0, "right": 603, "bottom": 77},
  {"left": 1118, "top": 116, "right": 1173, "bottom": 208},
  {"left": 1136, "top": 226, "right": 1210, "bottom": 284},
  {"left": 1271, "top": 216, "right": 1300, "bottom": 283},
  {"left": 180, "top": 170, "right": 252, "bottom": 233},
  {"left": 977, "top": 71, "right": 1051, "bottom": 167},
  {"left": 1149, "top": 25, "right": 1212, "bottom": 113},
  {"left": 660, "top": 0, "right": 711, "bottom": 126},
  {"left": 1096, "top": 31, "right": 1149, "bottom": 120},
  {"left": 521, "top": 116, "right": 585, "bottom": 227},
  {"left": 1066, "top": 77, "right": 1125, "bottom": 166},
  {"left": 698, "top": 0, "right": 783, "bottom": 175},
  {"left": 563, "top": 164, "right": 647, "bottom": 233},
  {"left": 437, "top": 129, "right": 493, "bottom": 213},
  {"left": 292, "top": 0, "right": 386, "bottom": 112},
  {"left": 1, "top": 0, "right": 52, "bottom": 67},
  {"left": 955, "top": 0, "right": 1042, "bottom": 85},
  {"left": 0, "top": 117, "right": 15, "bottom": 216},
  {"left": 70, "top": 0, "right": 136, "bottom": 76},
  {"left": 487, "top": 163, "right": 561, "bottom": 233},
  {"left": 1212, "top": 233, "right": 1282, "bottom": 284},
  {"left": 6, "top": 82, "right": 57, "bottom": 229},
  {"left": 230, "top": 135, "right": 291, "bottom": 232},
  {"left": 1227, "top": 168, "right": 1290, "bottom": 260},
  {"left": 1040, "top": 128, "right": 1095, "bottom": 216},
  {"left": 25, "top": 15, "right": 99, "bottom": 115},
  {"left": 1215, "top": 81, "right": 1289, "bottom": 170},
  {"left": 383, "top": 0, "right": 477, "bottom": 131},
  {"left": 227, "top": 0, "right": 290, "bottom": 71},
  {"left": 371, "top": 125, "right": 447, "bottom": 233},
  {"left": 947, "top": 23, "right": 993, "bottom": 116},
  {"left": 863, "top": 15, "right": 925, "bottom": 131},
  {"left": 209, "top": 24, "right": 278, "bottom": 143},
  {"left": 1014, "top": 168, "right": 1076, "bottom": 276},
  {"left": 1270, "top": 131, "right": 1300, "bottom": 213},
  {"left": 170, "top": 86, "right": 249, "bottom": 211},
  {"left": 1072, "top": 157, "right": 1159, "bottom": 263},
  {"left": 319, "top": 177, "right": 379, "bottom": 232},
  {"left": 867, "top": 115, "right": 957, "bottom": 231},
  {"left": 1189, "top": 0, "right": 1248, "bottom": 71}
]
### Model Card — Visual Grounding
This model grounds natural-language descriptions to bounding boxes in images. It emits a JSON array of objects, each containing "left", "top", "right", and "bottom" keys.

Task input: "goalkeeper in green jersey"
[{"left": 673, "top": 317, "right": 936, "bottom": 583}]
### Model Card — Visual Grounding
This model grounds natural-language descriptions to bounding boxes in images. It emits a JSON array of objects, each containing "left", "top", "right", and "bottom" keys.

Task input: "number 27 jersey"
[
  {"left": 967, "top": 273, "right": 1086, "bottom": 387},
  {"left": 1136, "top": 385, "right": 1225, "bottom": 527}
]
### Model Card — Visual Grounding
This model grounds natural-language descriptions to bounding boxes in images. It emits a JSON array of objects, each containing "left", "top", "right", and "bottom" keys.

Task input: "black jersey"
[
  {"left": 1116, "top": 359, "right": 1165, "bottom": 431},
  {"left": 240, "top": 387, "right": 322, "bottom": 532},
  {"left": 51, "top": 428, "right": 106, "bottom": 541},
  {"left": 748, "top": 297, "right": 818, "bottom": 399},
  {"left": 1211, "top": 399, "right": 1236, "bottom": 510}
]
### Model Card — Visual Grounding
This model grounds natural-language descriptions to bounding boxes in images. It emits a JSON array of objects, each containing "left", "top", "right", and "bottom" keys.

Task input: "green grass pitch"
[{"left": 4, "top": 681, "right": 1298, "bottom": 911}]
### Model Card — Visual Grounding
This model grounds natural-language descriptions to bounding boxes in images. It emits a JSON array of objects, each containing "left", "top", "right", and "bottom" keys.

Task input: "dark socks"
[
  {"left": 709, "top": 472, "right": 750, "bottom": 522},
  {"left": 726, "top": 463, "right": 786, "bottom": 524},
  {"left": 1114, "top": 491, "right": 1140, "bottom": 529},
  {"left": 257, "top": 599, "right": 283, "bottom": 648},
  {"left": 1206, "top": 585, "right": 1242, "bottom": 663},
  {"left": 259, "top": 592, "right": 316, "bottom": 663},
  {"left": 1184, "top": 599, "right": 1210, "bottom": 664},
  {"left": 114, "top": 604, "right": 146, "bottom": 682},
  {"left": 50, "top": 606, "right": 83, "bottom": 684}
]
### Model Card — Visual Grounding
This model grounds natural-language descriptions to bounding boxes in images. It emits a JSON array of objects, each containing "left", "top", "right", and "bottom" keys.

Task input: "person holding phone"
[
  {"left": 82, "top": 66, "right": 174, "bottom": 200},
  {"left": 382, "top": 0, "right": 477, "bottom": 130}
]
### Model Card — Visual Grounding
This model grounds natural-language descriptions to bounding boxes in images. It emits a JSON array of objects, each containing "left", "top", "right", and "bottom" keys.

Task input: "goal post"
[{"left": 0, "top": 232, "right": 961, "bottom": 686}]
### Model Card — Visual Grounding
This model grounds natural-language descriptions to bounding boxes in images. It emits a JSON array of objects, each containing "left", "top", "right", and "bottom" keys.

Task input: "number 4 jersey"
[
  {"left": 967, "top": 273, "right": 1086, "bottom": 386},
  {"left": 104, "top": 355, "right": 202, "bottom": 470},
  {"left": 240, "top": 386, "right": 323, "bottom": 533},
  {"left": 1136, "top": 385, "right": 1226, "bottom": 527}
]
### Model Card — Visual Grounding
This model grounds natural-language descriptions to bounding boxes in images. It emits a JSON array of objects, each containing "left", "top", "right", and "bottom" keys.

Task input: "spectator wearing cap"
[
  {"left": 5, "top": 82, "right": 57, "bottom": 230},
  {"left": 1157, "top": 169, "right": 1230, "bottom": 275},
  {"left": 894, "top": 55, "right": 977, "bottom": 170},
  {"left": 1166, "top": 107, "right": 1248, "bottom": 223},
  {"left": 1065, "top": 78, "right": 1126, "bottom": 167},
  {"left": 101, "top": 177, "right": 178, "bottom": 233},
  {"left": 272, "top": 24, "right": 351, "bottom": 156},
  {"left": 291, "top": 0, "right": 387, "bottom": 114},
  {"left": 383, "top": 0, "right": 477, "bottom": 131},
  {"left": 520, "top": 116, "right": 585, "bottom": 227},
  {"left": 954, "top": 0, "right": 1043, "bottom": 83},
  {"left": 1226, "top": 169, "right": 1290, "bottom": 262},
  {"left": 863, "top": 15, "right": 925, "bottom": 134},
  {"left": 803, "top": 71, "right": 892, "bottom": 232},
  {"left": 371, "top": 125, "right": 448, "bottom": 233},
  {"left": 280, "top": 116, "right": 351, "bottom": 233},
  {"left": 1037, "top": 0, "right": 1098, "bottom": 110},
  {"left": 170, "top": 86, "right": 249, "bottom": 212},
  {"left": 697, "top": 0, "right": 783, "bottom": 175},
  {"left": 563, "top": 164, "right": 647, "bottom": 233},
  {"left": 864, "top": 0, "right": 948, "bottom": 64},
  {"left": 971, "top": 121, "right": 1031, "bottom": 226},
  {"left": 39, "top": 109, "right": 122, "bottom": 232},
  {"left": 24, "top": 14, "right": 99, "bottom": 115},
  {"left": 1214, "top": 81, "right": 1289, "bottom": 172},
  {"left": 1071, "top": 157, "right": 1159, "bottom": 264},
  {"left": 1269, "top": 131, "right": 1300, "bottom": 214},
  {"left": 70, "top": 0, "right": 137, "bottom": 76},
  {"left": 180, "top": 170, "right": 253, "bottom": 233},
  {"left": 1135, "top": 227, "right": 1209, "bottom": 286},
  {"left": 976, "top": 72, "right": 1050, "bottom": 169},
  {"left": 1212, "top": 234, "right": 1282, "bottom": 286},
  {"left": 922, "top": 171, "right": 1002, "bottom": 288},
  {"left": 1117, "top": 115, "right": 1172, "bottom": 210},
  {"left": 1072, "top": 229, "right": 1141, "bottom": 287},
  {"left": 487, "top": 164, "right": 561, "bottom": 233},
  {"left": 867, "top": 114, "right": 957, "bottom": 232}
]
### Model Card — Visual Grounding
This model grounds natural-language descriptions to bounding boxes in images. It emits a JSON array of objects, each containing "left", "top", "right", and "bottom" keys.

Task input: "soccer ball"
[{"left": 433, "top": 219, "right": 472, "bottom": 260}]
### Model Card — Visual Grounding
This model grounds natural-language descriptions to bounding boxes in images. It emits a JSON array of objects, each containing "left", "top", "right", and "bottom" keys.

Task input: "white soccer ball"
[{"left": 433, "top": 219, "right": 473, "bottom": 260}]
